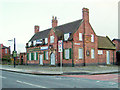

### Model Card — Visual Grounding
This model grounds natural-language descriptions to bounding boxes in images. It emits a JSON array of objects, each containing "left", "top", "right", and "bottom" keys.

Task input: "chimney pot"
[{"left": 34, "top": 25, "right": 39, "bottom": 34}]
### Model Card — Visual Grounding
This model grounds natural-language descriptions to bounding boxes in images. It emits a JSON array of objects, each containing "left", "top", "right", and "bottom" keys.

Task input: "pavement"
[{"left": 0, "top": 64, "right": 120, "bottom": 75}]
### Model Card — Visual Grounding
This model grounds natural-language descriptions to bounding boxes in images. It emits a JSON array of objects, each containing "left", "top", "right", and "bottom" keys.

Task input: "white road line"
[
  {"left": 0, "top": 76, "right": 6, "bottom": 79},
  {"left": 16, "top": 80, "right": 47, "bottom": 88}
]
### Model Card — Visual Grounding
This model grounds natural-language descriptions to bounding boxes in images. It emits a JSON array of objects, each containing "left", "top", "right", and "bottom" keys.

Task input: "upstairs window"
[
  {"left": 79, "top": 33, "right": 82, "bottom": 41},
  {"left": 28, "top": 42, "right": 31, "bottom": 47},
  {"left": 50, "top": 36, "right": 54, "bottom": 43},
  {"left": 33, "top": 40, "right": 36, "bottom": 46},
  {"left": 91, "top": 34, "right": 94, "bottom": 42},
  {"left": 45, "top": 38, "right": 48, "bottom": 44},
  {"left": 64, "top": 33, "right": 70, "bottom": 41}
]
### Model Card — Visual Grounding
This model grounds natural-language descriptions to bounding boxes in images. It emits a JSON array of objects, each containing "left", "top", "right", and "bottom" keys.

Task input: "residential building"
[{"left": 0, "top": 44, "right": 11, "bottom": 60}]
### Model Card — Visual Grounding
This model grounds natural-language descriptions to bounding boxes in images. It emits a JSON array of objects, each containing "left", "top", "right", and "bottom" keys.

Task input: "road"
[{"left": 1, "top": 70, "right": 119, "bottom": 88}]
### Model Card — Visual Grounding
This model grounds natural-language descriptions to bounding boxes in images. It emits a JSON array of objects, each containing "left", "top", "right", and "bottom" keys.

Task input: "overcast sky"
[{"left": 0, "top": 0, "right": 119, "bottom": 53}]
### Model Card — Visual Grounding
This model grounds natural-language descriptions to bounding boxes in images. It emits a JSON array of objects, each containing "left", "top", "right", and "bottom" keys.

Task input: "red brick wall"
[{"left": 98, "top": 49, "right": 116, "bottom": 65}]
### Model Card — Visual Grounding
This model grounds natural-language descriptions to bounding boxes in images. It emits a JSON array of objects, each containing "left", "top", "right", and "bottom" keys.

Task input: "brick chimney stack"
[
  {"left": 52, "top": 16, "right": 58, "bottom": 28},
  {"left": 82, "top": 8, "right": 89, "bottom": 23},
  {"left": 34, "top": 25, "right": 39, "bottom": 34}
]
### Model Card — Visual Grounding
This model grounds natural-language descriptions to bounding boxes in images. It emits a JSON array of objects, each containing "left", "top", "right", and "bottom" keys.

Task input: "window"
[
  {"left": 34, "top": 52, "right": 36, "bottom": 60},
  {"left": 91, "top": 49, "right": 95, "bottom": 59},
  {"left": 64, "top": 33, "right": 70, "bottom": 41},
  {"left": 46, "top": 51, "right": 48, "bottom": 60},
  {"left": 33, "top": 40, "right": 36, "bottom": 46},
  {"left": 91, "top": 34, "right": 94, "bottom": 42},
  {"left": 50, "top": 36, "right": 54, "bottom": 43},
  {"left": 45, "top": 38, "right": 48, "bottom": 44},
  {"left": 79, "top": 48, "right": 83, "bottom": 59},
  {"left": 79, "top": 33, "right": 82, "bottom": 41},
  {"left": 29, "top": 53, "right": 31, "bottom": 60},
  {"left": 65, "top": 49, "right": 69, "bottom": 59},
  {"left": 5, "top": 49, "right": 7, "bottom": 54},
  {"left": 98, "top": 50, "right": 103, "bottom": 55},
  {"left": 28, "top": 42, "right": 31, "bottom": 46}
]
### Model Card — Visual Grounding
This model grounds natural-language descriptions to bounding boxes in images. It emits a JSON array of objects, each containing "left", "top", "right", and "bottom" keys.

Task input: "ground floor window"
[
  {"left": 91, "top": 49, "right": 95, "bottom": 59},
  {"left": 29, "top": 53, "right": 31, "bottom": 60},
  {"left": 79, "top": 48, "right": 83, "bottom": 59},
  {"left": 63, "top": 48, "right": 71, "bottom": 59}
]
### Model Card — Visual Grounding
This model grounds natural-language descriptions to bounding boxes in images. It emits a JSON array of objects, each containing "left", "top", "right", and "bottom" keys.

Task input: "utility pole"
[{"left": 14, "top": 38, "right": 16, "bottom": 68}]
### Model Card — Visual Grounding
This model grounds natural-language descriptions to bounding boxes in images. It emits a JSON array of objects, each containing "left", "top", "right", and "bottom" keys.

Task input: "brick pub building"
[{"left": 25, "top": 8, "right": 116, "bottom": 66}]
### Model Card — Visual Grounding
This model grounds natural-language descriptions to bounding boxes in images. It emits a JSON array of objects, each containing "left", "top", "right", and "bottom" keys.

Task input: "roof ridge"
[{"left": 56, "top": 19, "right": 83, "bottom": 28}]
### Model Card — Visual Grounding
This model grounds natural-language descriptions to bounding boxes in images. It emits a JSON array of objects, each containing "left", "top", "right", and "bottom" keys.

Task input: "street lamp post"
[
  {"left": 13, "top": 38, "right": 16, "bottom": 68},
  {"left": 8, "top": 38, "right": 17, "bottom": 68}
]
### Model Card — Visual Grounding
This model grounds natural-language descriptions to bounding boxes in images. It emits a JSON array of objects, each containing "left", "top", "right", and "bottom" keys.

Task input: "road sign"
[
  {"left": 58, "top": 40, "right": 63, "bottom": 52},
  {"left": 13, "top": 51, "right": 17, "bottom": 57}
]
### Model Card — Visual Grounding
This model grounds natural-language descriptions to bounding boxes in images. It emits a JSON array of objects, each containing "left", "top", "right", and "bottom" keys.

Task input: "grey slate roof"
[
  {"left": 98, "top": 36, "right": 116, "bottom": 50},
  {"left": 29, "top": 19, "right": 83, "bottom": 42}
]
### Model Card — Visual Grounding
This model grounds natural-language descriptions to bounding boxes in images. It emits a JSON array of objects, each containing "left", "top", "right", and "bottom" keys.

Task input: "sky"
[{"left": 0, "top": 0, "right": 119, "bottom": 54}]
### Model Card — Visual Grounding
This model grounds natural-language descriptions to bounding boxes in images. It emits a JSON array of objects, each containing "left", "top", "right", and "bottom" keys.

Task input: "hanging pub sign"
[{"left": 58, "top": 40, "right": 63, "bottom": 52}]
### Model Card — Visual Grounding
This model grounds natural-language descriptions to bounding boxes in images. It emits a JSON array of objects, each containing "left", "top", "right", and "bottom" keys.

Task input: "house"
[
  {"left": 0, "top": 44, "right": 11, "bottom": 60},
  {"left": 25, "top": 8, "right": 116, "bottom": 66}
]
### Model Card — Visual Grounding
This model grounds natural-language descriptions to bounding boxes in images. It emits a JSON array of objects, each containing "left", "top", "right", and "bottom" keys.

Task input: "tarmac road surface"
[{"left": 1, "top": 70, "right": 119, "bottom": 88}]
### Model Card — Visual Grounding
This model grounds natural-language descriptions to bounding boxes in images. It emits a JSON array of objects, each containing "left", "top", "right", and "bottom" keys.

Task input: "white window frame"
[
  {"left": 65, "top": 49, "right": 69, "bottom": 59},
  {"left": 98, "top": 50, "right": 103, "bottom": 55},
  {"left": 33, "top": 40, "right": 36, "bottom": 46},
  {"left": 5, "top": 49, "right": 7, "bottom": 54},
  {"left": 64, "top": 33, "right": 70, "bottom": 41},
  {"left": 50, "top": 36, "right": 54, "bottom": 43},
  {"left": 29, "top": 53, "right": 31, "bottom": 60},
  {"left": 45, "top": 38, "right": 48, "bottom": 44},
  {"left": 91, "top": 49, "right": 95, "bottom": 59},
  {"left": 91, "top": 34, "right": 94, "bottom": 42},
  {"left": 34, "top": 52, "right": 36, "bottom": 60},
  {"left": 79, "top": 33, "right": 82, "bottom": 41},
  {"left": 46, "top": 51, "right": 48, "bottom": 60},
  {"left": 28, "top": 42, "right": 31, "bottom": 46},
  {"left": 79, "top": 48, "right": 83, "bottom": 59}
]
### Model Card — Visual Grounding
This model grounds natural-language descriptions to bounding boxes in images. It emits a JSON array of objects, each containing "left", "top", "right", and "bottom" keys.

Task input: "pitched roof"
[
  {"left": 29, "top": 19, "right": 83, "bottom": 42},
  {"left": 98, "top": 36, "right": 116, "bottom": 50}
]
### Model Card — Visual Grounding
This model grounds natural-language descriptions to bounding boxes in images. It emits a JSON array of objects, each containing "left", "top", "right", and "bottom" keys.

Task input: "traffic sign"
[{"left": 13, "top": 51, "right": 17, "bottom": 57}]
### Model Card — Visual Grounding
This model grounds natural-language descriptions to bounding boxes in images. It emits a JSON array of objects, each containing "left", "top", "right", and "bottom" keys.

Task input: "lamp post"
[{"left": 8, "top": 38, "right": 17, "bottom": 68}]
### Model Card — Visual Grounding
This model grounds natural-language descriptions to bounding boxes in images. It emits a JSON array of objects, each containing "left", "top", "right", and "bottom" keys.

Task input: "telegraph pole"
[{"left": 14, "top": 38, "right": 16, "bottom": 68}]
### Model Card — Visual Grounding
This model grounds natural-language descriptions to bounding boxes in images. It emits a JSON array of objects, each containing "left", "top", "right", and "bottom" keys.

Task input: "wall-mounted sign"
[
  {"left": 74, "top": 43, "right": 80, "bottom": 45},
  {"left": 28, "top": 48, "right": 40, "bottom": 52},
  {"left": 41, "top": 46, "right": 48, "bottom": 50}
]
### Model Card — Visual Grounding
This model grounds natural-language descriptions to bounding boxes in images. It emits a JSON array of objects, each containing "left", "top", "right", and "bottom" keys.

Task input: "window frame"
[
  {"left": 79, "top": 48, "right": 83, "bottom": 59},
  {"left": 50, "top": 36, "right": 54, "bottom": 43},
  {"left": 79, "top": 33, "right": 82, "bottom": 41},
  {"left": 91, "top": 49, "right": 95, "bottom": 59}
]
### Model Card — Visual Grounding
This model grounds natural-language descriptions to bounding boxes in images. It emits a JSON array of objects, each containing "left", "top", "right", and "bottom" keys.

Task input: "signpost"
[{"left": 58, "top": 40, "right": 63, "bottom": 73}]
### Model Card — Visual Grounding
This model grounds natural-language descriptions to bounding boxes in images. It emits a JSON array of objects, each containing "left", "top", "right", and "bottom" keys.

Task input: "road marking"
[
  {"left": 96, "top": 81, "right": 100, "bottom": 82},
  {"left": 16, "top": 80, "right": 47, "bottom": 88},
  {"left": 0, "top": 76, "right": 6, "bottom": 79}
]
